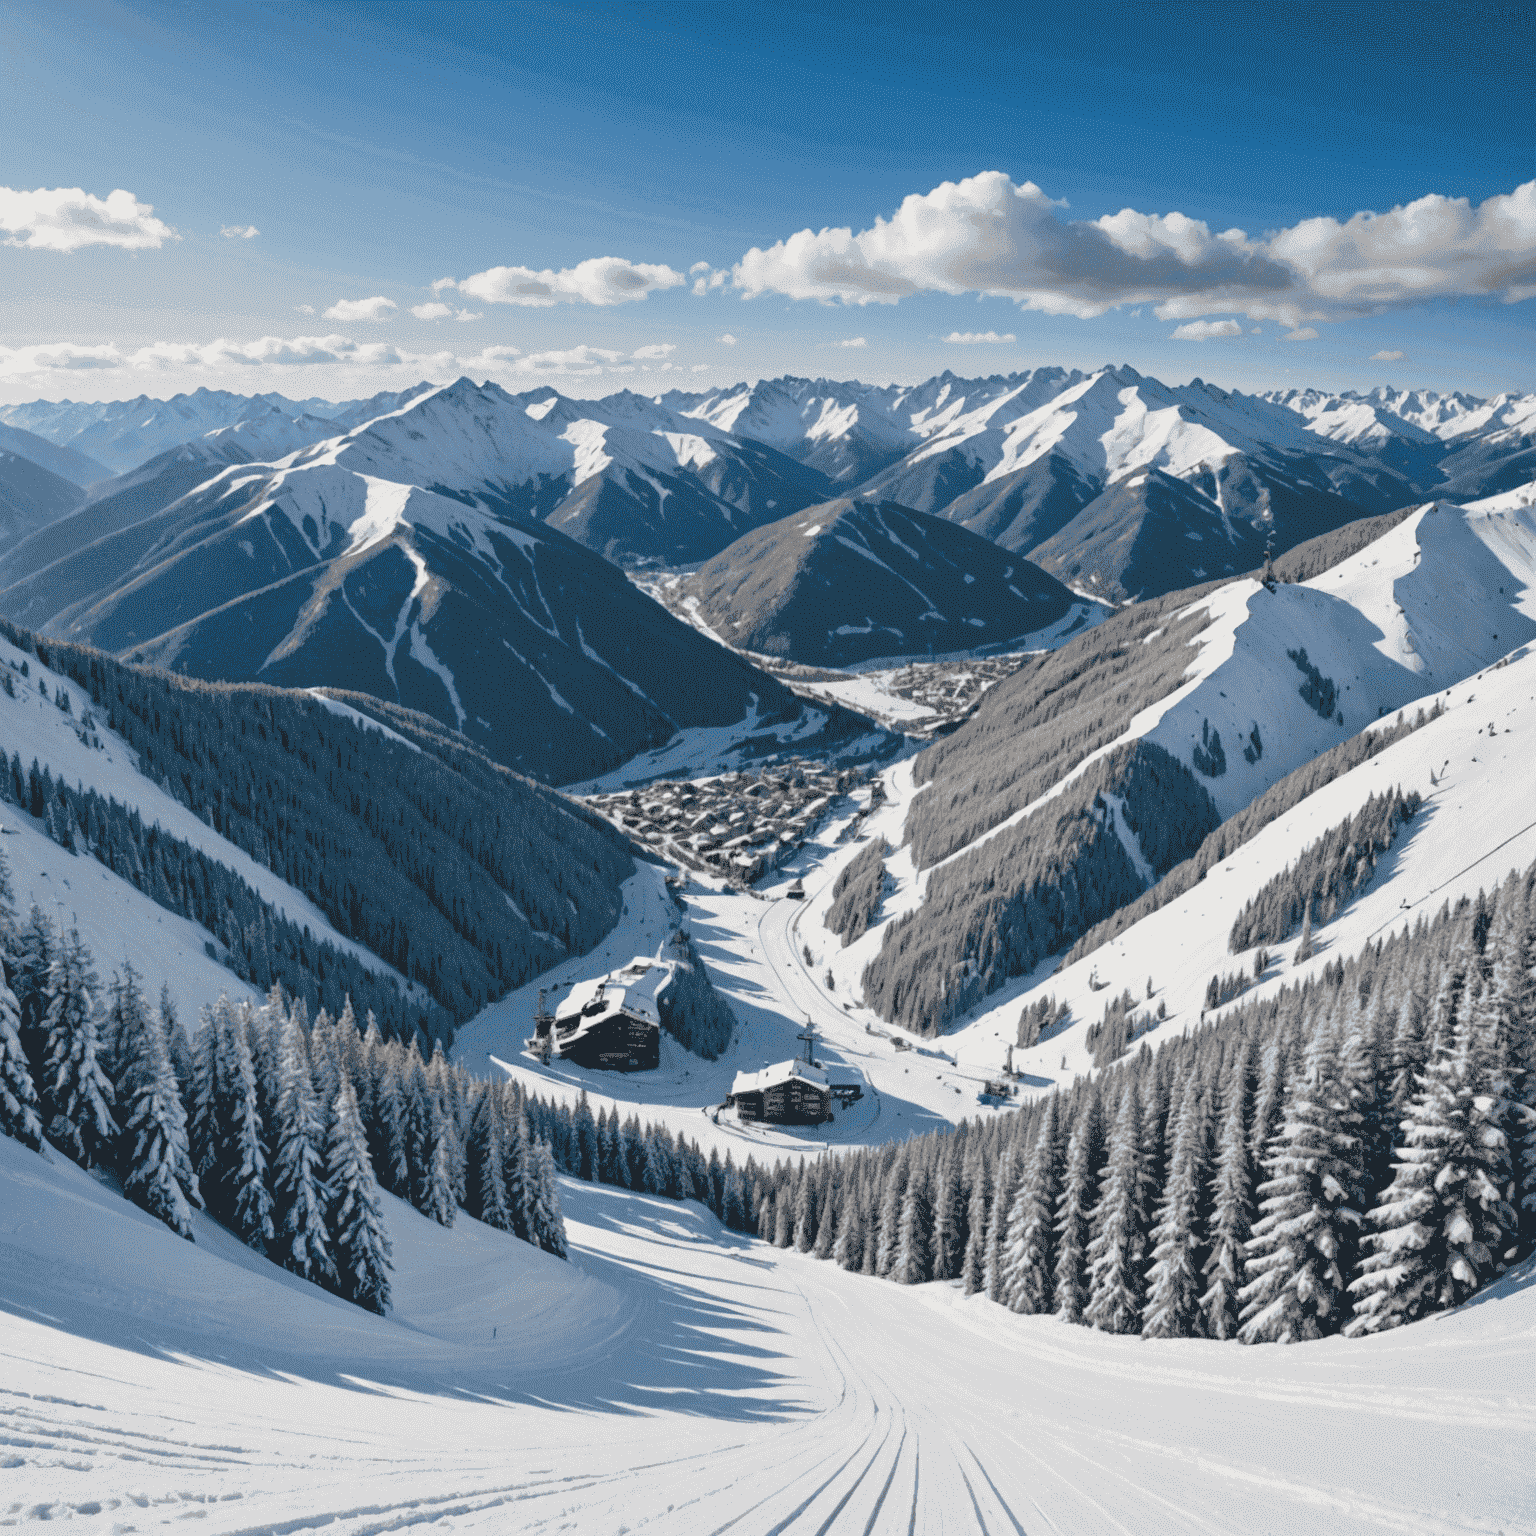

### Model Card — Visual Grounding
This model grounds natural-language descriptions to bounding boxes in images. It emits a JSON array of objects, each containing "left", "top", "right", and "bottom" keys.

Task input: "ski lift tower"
[
  {"left": 529, "top": 987, "right": 555, "bottom": 1064},
  {"left": 797, "top": 1019, "right": 819, "bottom": 1069}
]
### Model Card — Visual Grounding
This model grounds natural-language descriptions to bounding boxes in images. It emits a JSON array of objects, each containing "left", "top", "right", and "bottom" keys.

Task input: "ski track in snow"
[{"left": 4, "top": 1129, "right": 1530, "bottom": 1536}]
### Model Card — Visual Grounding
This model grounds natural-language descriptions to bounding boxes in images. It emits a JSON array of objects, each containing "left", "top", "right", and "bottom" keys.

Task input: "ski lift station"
[
  {"left": 727, "top": 1058, "right": 833, "bottom": 1125},
  {"left": 529, "top": 958, "right": 669, "bottom": 1071}
]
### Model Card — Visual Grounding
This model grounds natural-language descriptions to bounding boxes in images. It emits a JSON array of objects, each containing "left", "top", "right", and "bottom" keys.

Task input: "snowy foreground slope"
[{"left": 5, "top": 1132, "right": 1532, "bottom": 1536}]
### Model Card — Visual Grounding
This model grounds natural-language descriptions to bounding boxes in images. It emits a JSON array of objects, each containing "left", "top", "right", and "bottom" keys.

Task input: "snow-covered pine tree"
[
  {"left": 11, "top": 905, "right": 56, "bottom": 1078},
  {"left": 1084, "top": 1085, "right": 1149, "bottom": 1334},
  {"left": 1199, "top": 1052, "right": 1253, "bottom": 1340},
  {"left": 326, "top": 1074, "right": 392, "bottom": 1313},
  {"left": 1238, "top": 1023, "right": 1363, "bottom": 1343},
  {"left": 477, "top": 1098, "right": 517, "bottom": 1234},
  {"left": 0, "top": 967, "right": 42, "bottom": 1150},
  {"left": 960, "top": 1145, "right": 992, "bottom": 1295},
  {"left": 161, "top": 985, "right": 193, "bottom": 1101},
  {"left": 1053, "top": 1096, "right": 1099, "bottom": 1323},
  {"left": 1001, "top": 1097, "right": 1059, "bottom": 1314},
  {"left": 792, "top": 1162, "right": 817, "bottom": 1251},
  {"left": 527, "top": 1138, "right": 568, "bottom": 1258},
  {"left": 500, "top": 1086, "right": 532, "bottom": 1240},
  {"left": 271, "top": 1013, "right": 335, "bottom": 1286},
  {"left": 102, "top": 961, "right": 150, "bottom": 1084},
  {"left": 424, "top": 1113, "right": 459, "bottom": 1227},
  {"left": 224, "top": 1012, "right": 274, "bottom": 1255},
  {"left": 1348, "top": 1001, "right": 1521, "bottom": 1333},
  {"left": 118, "top": 1002, "right": 198, "bottom": 1239},
  {"left": 892, "top": 1159, "right": 933, "bottom": 1285},
  {"left": 1142, "top": 1069, "right": 1210, "bottom": 1338},
  {"left": 812, "top": 1179, "right": 838, "bottom": 1261},
  {"left": 983, "top": 1144, "right": 1018, "bottom": 1302},
  {"left": 41, "top": 928, "right": 117, "bottom": 1167},
  {"left": 875, "top": 1152, "right": 908, "bottom": 1277},
  {"left": 930, "top": 1144, "right": 968, "bottom": 1281}
]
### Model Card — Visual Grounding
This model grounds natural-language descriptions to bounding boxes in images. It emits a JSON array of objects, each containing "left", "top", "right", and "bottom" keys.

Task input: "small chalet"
[
  {"left": 728, "top": 1058, "right": 832, "bottom": 1125},
  {"left": 532, "top": 958, "right": 668, "bottom": 1071},
  {"left": 786, "top": 877, "right": 806, "bottom": 900}
]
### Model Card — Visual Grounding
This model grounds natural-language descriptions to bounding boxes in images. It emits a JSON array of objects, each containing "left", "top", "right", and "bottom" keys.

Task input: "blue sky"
[{"left": 4, "top": 0, "right": 1534, "bottom": 403}]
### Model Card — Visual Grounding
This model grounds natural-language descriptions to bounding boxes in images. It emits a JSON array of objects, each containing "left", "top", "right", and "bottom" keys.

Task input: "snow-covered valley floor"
[{"left": 6, "top": 1131, "right": 1532, "bottom": 1536}]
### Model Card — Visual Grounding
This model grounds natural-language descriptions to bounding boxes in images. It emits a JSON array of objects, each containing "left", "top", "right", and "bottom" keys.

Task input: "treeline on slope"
[
  {"left": 0, "top": 863, "right": 569, "bottom": 1313},
  {"left": 0, "top": 622, "right": 632, "bottom": 1029},
  {"left": 753, "top": 867, "right": 1536, "bottom": 1342},
  {"left": 656, "top": 928, "right": 736, "bottom": 1060},
  {"left": 826, "top": 838, "right": 888, "bottom": 946},
  {"left": 863, "top": 741, "right": 1220, "bottom": 1035},
  {"left": 904, "top": 589, "right": 1221, "bottom": 869},
  {"left": 5, "top": 742, "right": 445, "bottom": 1043},
  {"left": 1228, "top": 788, "right": 1421, "bottom": 953},
  {"left": 1265, "top": 504, "right": 1421, "bottom": 586},
  {"left": 1066, "top": 705, "right": 1442, "bottom": 965}
]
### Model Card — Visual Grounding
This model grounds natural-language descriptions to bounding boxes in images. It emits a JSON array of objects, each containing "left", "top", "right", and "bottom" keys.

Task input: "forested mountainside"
[
  {"left": 0, "top": 454, "right": 876, "bottom": 787},
  {"left": 680, "top": 497, "right": 1084, "bottom": 667},
  {"left": 858, "top": 489, "right": 1536, "bottom": 1034},
  {"left": 0, "top": 619, "right": 634, "bottom": 1040}
]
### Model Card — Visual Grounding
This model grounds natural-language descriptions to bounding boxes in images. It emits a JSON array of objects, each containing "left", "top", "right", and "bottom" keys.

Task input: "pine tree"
[
  {"left": 527, "top": 1138, "right": 568, "bottom": 1258},
  {"left": 892, "top": 1161, "right": 933, "bottom": 1285},
  {"left": 930, "top": 1144, "right": 968, "bottom": 1281},
  {"left": 424, "top": 1113, "right": 459, "bottom": 1227},
  {"left": 271, "top": 1013, "right": 335, "bottom": 1286},
  {"left": 118, "top": 1005, "right": 198, "bottom": 1240},
  {"left": 1085, "top": 1086, "right": 1149, "bottom": 1334},
  {"left": 224, "top": 1014, "right": 274, "bottom": 1254},
  {"left": 11, "top": 905, "right": 55, "bottom": 1077},
  {"left": 983, "top": 1145, "right": 1017, "bottom": 1302},
  {"left": 1199, "top": 1056, "right": 1253, "bottom": 1340},
  {"left": 1238, "top": 1025, "right": 1363, "bottom": 1342},
  {"left": 876, "top": 1153, "right": 909, "bottom": 1276},
  {"left": 960, "top": 1147, "right": 992, "bottom": 1295},
  {"left": 1142, "top": 1071, "right": 1209, "bottom": 1338},
  {"left": 793, "top": 1163, "right": 817, "bottom": 1252},
  {"left": 1001, "top": 1099, "right": 1059, "bottom": 1314},
  {"left": 1054, "top": 1097, "right": 1098, "bottom": 1323},
  {"left": 326, "top": 1075, "right": 392, "bottom": 1313},
  {"left": 1348, "top": 1004, "right": 1521, "bottom": 1334},
  {"left": 41, "top": 929, "right": 117, "bottom": 1167},
  {"left": 0, "top": 969, "right": 42, "bottom": 1149}
]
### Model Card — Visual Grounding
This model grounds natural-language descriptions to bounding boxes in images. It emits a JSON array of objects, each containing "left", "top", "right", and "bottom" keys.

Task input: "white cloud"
[
  {"left": 944, "top": 330, "right": 1016, "bottom": 344},
  {"left": 455, "top": 309, "right": 481, "bottom": 322},
  {"left": 431, "top": 276, "right": 459, "bottom": 292},
  {"left": 0, "top": 186, "right": 178, "bottom": 253},
  {"left": 323, "top": 296, "right": 397, "bottom": 322},
  {"left": 1371, "top": 349, "right": 1406, "bottom": 361},
  {"left": 689, "top": 261, "right": 711, "bottom": 275},
  {"left": 1171, "top": 319, "right": 1243, "bottom": 340},
  {"left": 1, "top": 334, "right": 674, "bottom": 383},
  {"left": 410, "top": 302, "right": 454, "bottom": 321},
  {"left": 691, "top": 363, "right": 710, "bottom": 372},
  {"left": 451, "top": 256, "right": 685, "bottom": 307},
  {"left": 1251, "top": 326, "right": 1262, "bottom": 334},
  {"left": 1282, "top": 327, "right": 1320, "bottom": 342},
  {"left": 718, "top": 333, "right": 738, "bottom": 346},
  {"left": 732, "top": 170, "right": 1536, "bottom": 327},
  {"left": 295, "top": 304, "right": 315, "bottom": 315},
  {"left": 832, "top": 336, "right": 867, "bottom": 348},
  {"left": 220, "top": 224, "right": 259, "bottom": 240}
]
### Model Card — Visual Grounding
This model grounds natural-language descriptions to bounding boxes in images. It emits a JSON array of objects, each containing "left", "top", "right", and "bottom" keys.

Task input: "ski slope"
[{"left": 5, "top": 1130, "right": 1532, "bottom": 1535}]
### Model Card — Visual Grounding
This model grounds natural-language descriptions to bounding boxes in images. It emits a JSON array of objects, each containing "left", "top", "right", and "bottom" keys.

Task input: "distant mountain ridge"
[{"left": 681, "top": 497, "right": 1090, "bottom": 667}]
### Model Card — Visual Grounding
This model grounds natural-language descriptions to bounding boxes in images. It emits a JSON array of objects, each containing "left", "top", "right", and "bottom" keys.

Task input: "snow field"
[{"left": 5, "top": 1131, "right": 1533, "bottom": 1535}]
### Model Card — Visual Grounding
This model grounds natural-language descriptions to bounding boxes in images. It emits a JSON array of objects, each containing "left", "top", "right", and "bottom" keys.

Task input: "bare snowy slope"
[{"left": 6, "top": 1116, "right": 1532, "bottom": 1535}]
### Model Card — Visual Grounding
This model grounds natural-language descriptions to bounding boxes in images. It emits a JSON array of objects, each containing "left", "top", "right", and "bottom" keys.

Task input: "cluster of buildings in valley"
[{"left": 582, "top": 759, "right": 864, "bottom": 884}]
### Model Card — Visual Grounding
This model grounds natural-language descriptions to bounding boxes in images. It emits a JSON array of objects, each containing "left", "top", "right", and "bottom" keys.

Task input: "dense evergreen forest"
[
  {"left": 863, "top": 740, "right": 1219, "bottom": 1034},
  {"left": 750, "top": 862, "right": 1536, "bottom": 1341},
  {"left": 0, "top": 621, "right": 634, "bottom": 1035},
  {"left": 0, "top": 850, "right": 570, "bottom": 1310},
  {"left": 826, "top": 837, "right": 888, "bottom": 946}
]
